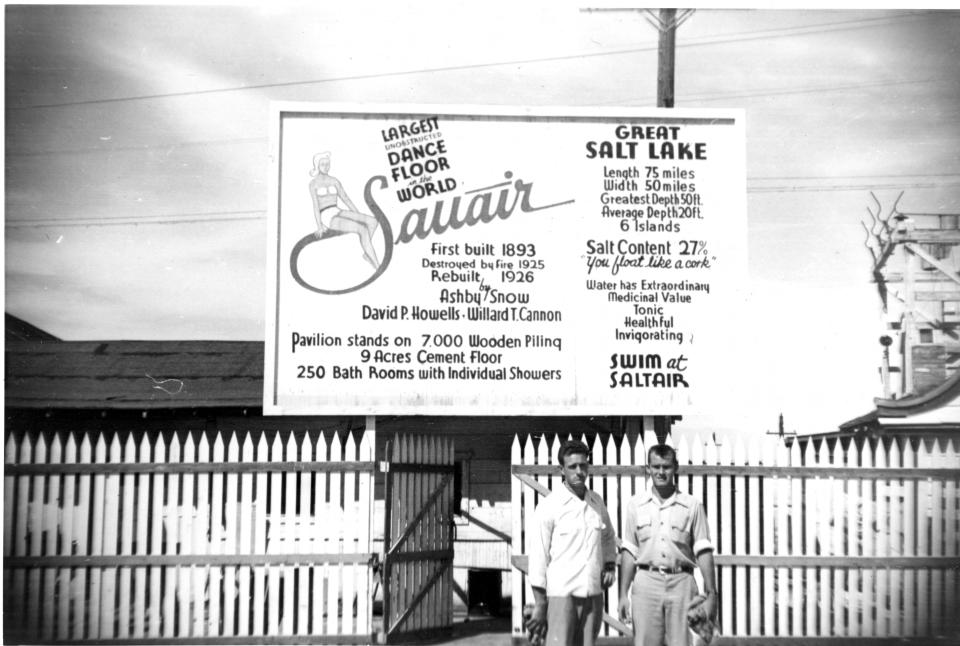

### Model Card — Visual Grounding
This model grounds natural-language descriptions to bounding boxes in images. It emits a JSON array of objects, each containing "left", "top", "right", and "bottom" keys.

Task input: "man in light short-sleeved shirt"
[
  {"left": 526, "top": 440, "right": 618, "bottom": 646},
  {"left": 618, "top": 444, "right": 717, "bottom": 646}
]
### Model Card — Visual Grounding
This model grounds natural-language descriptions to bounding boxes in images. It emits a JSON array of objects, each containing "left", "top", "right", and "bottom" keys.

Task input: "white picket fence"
[
  {"left": 511, "top": 431, "right": 960, "bottom": 640},
  {"left": 3, "top": 429, "right": 375, "bottom": 644}
]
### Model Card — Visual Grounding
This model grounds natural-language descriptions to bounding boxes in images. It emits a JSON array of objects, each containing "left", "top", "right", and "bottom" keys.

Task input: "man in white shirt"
[
  {"left": 526, "top": 439, "right": 618, "bottom": 646},
  {"left": 618, "top": 443, "right": 717, "bottom": 646}
]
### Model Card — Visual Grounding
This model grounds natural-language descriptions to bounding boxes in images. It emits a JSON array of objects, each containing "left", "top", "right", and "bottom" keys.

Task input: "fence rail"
[
  {"left": 511, "top": 432, "right": 960, "bottom": 640},
  {"left": 4, "top": 429, "right": 375, "bottom": 645}
]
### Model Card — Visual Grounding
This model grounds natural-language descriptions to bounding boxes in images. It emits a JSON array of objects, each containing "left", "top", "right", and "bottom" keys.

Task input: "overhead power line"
[
  {"left": 592, "top": 77, "right": 943, "bottom": 107},
  {"left": 6, "top": 11, "right": 938, "bottom": 111},
  {"left": 6, "top": 179, "right": 959, "bottom": 229},
  {"left": 750, "top": 181, "right": 960, "bottom": 194},
  {"left": 5, "top": 74, "right": 951, "bottom": 159},
  {"left": 5, "top": 210, "right": 265, "bottom": 228},
  {"left": 5, "top": 137, "right": 266, "bottom": 158},
  {"left": 752, "top": 173, "right": 960, "bottom": 182}
]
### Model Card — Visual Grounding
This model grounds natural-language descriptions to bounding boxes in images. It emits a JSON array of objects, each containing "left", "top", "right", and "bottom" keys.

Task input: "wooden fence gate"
[
  {"left": 4, "top": 429, "right": 376, "bottom": 644},
  {"left": 380, "top": 434, "right": 455, "bottom": 643},
  {"left": 511, "top": 431, "right": 960, "bottom": 643}
]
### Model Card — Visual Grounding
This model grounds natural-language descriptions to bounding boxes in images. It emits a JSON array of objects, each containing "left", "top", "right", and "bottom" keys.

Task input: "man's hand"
[
  {"left": 701, "top": 593, "right": 717, "bottom": 621},
  {"left": 601, "top": 569, "right": 615, "bottom": 589},
  {"left": 524, "top": 600, "right": 548, "bottom": 642},
  {"left": 617, "top": 596, "right": 631, "bottom": 625},
  {"left": 687, "top": 594, "right": 718, "bottom": 644}
]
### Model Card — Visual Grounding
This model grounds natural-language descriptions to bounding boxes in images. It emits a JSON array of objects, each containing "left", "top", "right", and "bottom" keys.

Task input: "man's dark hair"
[
  {"left": 648, "top": 443, "right": 678, "bottom": 466},
  {"left": 557, "top": 439, "right": 590, "bottom": 466}
]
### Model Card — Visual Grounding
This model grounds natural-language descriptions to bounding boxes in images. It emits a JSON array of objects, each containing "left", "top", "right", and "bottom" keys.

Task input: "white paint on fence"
[{"left": 3, "top": 429, "right": 374, "bottom": 642}]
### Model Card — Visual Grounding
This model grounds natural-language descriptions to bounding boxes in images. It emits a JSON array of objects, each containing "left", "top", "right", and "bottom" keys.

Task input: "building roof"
[
  {"left": 5, "top": 313, "right": 60, "bottom": 343},
  {"left": 838, "top": 369, "right": 960, "bottom": 432},
  {"left": 5, "top": 340, "right": 264, "bottom": 409}
]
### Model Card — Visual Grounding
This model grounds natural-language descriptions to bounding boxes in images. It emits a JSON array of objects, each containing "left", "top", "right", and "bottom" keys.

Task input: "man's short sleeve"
[{"left": 691, "top": 499, "right": 714, "bottom": 555}]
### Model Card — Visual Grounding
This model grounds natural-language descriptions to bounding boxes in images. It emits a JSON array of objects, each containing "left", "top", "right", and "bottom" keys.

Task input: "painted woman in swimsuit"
[{"left": 309, "top": 151, "right": 381, "bottom": 270}]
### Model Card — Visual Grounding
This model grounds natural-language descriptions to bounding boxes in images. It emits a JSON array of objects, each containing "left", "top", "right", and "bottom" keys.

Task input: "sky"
[{"left": 5, "top": 5, "right": 960, "bottom": 436}]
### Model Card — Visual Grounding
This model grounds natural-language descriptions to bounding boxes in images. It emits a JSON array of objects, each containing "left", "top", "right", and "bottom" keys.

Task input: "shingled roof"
[{"left": 5, "top": 340, "right": 264, "bottom": 409}]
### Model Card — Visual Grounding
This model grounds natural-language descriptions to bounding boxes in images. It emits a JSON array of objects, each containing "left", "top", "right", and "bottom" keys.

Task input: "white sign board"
[{"left": 265, "top": 104, "right": 745, "bottom": 415}]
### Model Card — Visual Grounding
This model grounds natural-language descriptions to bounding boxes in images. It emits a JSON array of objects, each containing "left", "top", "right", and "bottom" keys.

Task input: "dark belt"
[{"left": 638, "top": 564, "right": 694, "bottom": 575}]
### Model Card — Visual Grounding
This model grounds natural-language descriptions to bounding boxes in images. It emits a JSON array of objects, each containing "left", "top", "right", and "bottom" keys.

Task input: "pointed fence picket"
[
  {"left": 830, "top": 439, "right": 846, "bottom": 636},
  {"left": 3, "top": 429, "right": 376, "bottom": 644},
  {"left": 193, "top": 433, "right": 210, "bottom": 639},
  {"left": 149, "top": 434, "right": 166, "bottom": 638},
  {"left": 814, "top": 439, "right": 832, "bottom": 636},
  {"left": 861, "top": 441, "right": 875, "bottom": 638},
  {"left": 601, "top": 434, "right": 619, "bottom": 638},
  {"left": 4, "top": 436, "right": 15, "bottom": 623},
  {"left": 773, "top": 437, "right": 789, "bottom": 635},
  {"left": 902, "top": 439, "right": 918, "bottom": 635},
  {"left": 917, "top": 439, "right": 933, "bottom": 633},
  {"left": 945, "top": 439, "right": 959, "bottom": 637},
  {"left": 733, "top": 438, "right": 748, "bottom": 636},
  {"left": 802, "top": 440, "right": 817, "bottom": 637},
  {"left": 118, "top": 435, "right": 135, "bottom": 640},
  {"left": 177, "top": 433, "right": 195, "bottom": 638},
  {"left": 252, "top": 433, "right": 268, "bottom": 636},
  {"left": 28, "top": 435, "right": 47, "bottom": 639},
  {"left": 875, "top": 439, "right": 890, "bottom": 637},
  {"left": 747, "top": 439, "right": 763, "bottom": 635},
  {"left": 510, "top": 430, "right": 960, "bottom": 641},
  {"left": 326, "top": 433, "right": 343, "bottom": 636},
  {"left": 163, "top": 435, "right": 180, "bottom": 638},
  {"left": 510, "top": 436, "right": 522, "bottom": 636},
  {"left": 59, "top": 434, "right": 77, "bottom": 641},
  {"left": 281, "top": 433, "right": 297, "bottom": 637},
  {"left": 845, "top": 440, "right": 860, "bottom": 638},
  {"left": 221, "top": 434, "right": 238, "bottom": 638},
  {"left": 267, "top": 433, "right": 283, "bottom": 634},
  {"left": 312, "top": 433, "right": 329, "bottom": 636},
  {"left": 718, "top": 440, "right": 734, "bottom": 633},
  {"left": 932, "top": 439, "right": 946, "bottom": 635}
]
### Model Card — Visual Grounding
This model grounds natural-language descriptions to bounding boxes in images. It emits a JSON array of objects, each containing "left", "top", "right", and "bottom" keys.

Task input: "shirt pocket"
[
  {"left": 669, "top": 509, "right": 692, "bottom": 547},
  {"left": 635, "top": 514, "right": 654, "bottom": 545}
]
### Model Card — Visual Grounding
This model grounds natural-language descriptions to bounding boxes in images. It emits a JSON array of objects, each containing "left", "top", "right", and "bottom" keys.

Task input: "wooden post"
[
  {"left": 381, "top": 438, "right": 394, "bottom": 644},
  {"left": 358, "top": 428, "right": 375, "bottom": 638},
  {"left": 657, "top": 8, "right": 677, "bottom": 108},
  {"left": 902, "top": 219, "right": 916, "bottom": 394}
]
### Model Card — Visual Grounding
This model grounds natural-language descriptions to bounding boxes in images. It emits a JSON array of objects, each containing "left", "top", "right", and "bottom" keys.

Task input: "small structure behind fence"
[
  {"left": 511, "top": 431, "right": 960, "bottom": 641},
  {"left": 3, "top": 428, "right": 375, "bottom": 644}
]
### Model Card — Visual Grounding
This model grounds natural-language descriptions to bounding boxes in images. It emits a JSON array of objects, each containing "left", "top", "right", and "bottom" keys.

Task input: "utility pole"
[
  {"left": 656, "top": 8, "right": 677, "bottom": 107},
  {"left": 582, "top": 8, "right": 694, "bottom": 107}
]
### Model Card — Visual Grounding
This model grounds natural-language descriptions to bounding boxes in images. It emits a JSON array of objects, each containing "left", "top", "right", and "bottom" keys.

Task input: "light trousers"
[
  {"left": 546, "top": 594, "right": 604, "bottom": 646},
  {"left": 630, "top": 569, "right": 696, "bottom": 646}
]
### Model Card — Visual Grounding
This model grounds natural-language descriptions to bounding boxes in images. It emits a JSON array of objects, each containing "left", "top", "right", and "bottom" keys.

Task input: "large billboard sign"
[{"left": 265, "top": 104, "right": 745, "bottom": 415}]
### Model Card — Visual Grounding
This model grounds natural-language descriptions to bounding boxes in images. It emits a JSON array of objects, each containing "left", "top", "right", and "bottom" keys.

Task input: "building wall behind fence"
[
  {"left": 3, "top": 428, "right": 374, "bottom": 644},
  {"left": 511, "top": 432, "right": 960, "bottom": 640}
]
